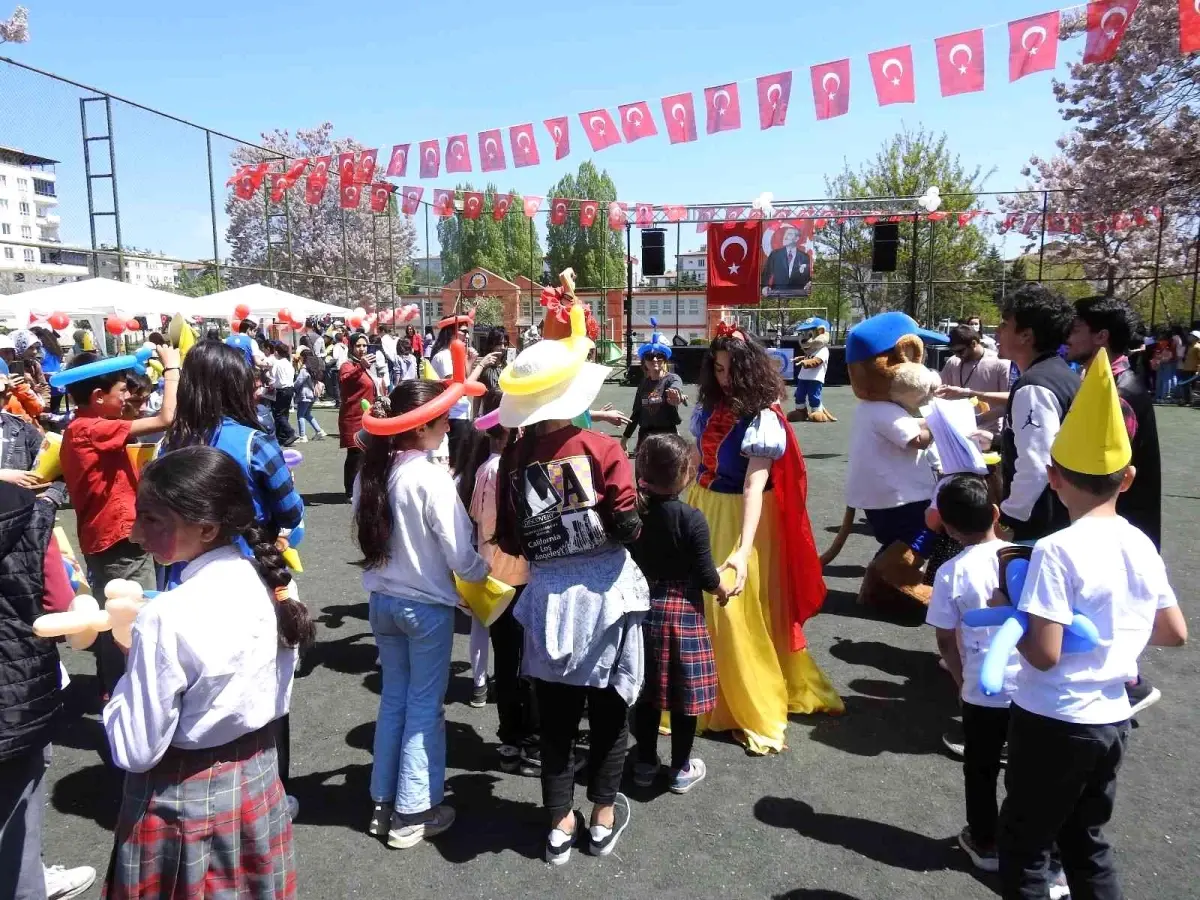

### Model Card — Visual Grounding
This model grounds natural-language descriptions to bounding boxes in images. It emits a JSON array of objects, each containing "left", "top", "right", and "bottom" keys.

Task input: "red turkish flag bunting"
[
  {"left": 696, "top": 208, "right": 716, "bottom": 234},
  {"left": 811, "top": 59, "right": 851, "bottom": 120},
  {"left": 269, "top": 174, "right": 289, "bottom": 204},
  {"left": 281, "top": 158, "right": 308, "bottom": 186},
  {"left": 509, "top": 124, "right": 540, "bottom": 167},
  {"left": 618, "top": 101, "right": 658, "bottom": 142},
  {"left": 661, "top": 92, "right": 698, "bottom": 144},
  {"left": 386, "top": 144, "right": 409, "bottom": 177},
  {"left": 226, "top": 165, "right": 250, "bottom": 188},
  {"left": 707, "top": 221, "right": 762, "bottom": 307},
  {"left": 635, "top": 203, "right": 654, "bottom": 227},
  {"left": 400, "top": 186, "right": 423, "bottom": 215},
  {"left": 756, "top": 72, "right": 792, "bottom": 129},
  {"left": 1009, "top": 12, "right": 1060, "bottom": 80},
  {"left": 462, "top": 191, "right": 484, "bottom": 219},
  {"left": 235, "top": 164, "right": 269, "bottom": 200},
  {"left": 663, "top": 205, "right": 686, "bottom": 222},
  {"left": 478, "top": 130, "right": 506, "bottom": 173},
  {"left": 340, "top": 180, "right": 362, "bottom": 210},
  {"left": 354, "top": 150, "right": 378, "bottom": 185},
  {"left": 446, "top": 135, "right": 472, "bottom": 173},
  {"left": 432, "top": 189, "right": 454, "bottom": 217},
  {"left": 544, "top": 117, "right": 571, "bottom": 160},
  {"left": 1084, "top": 1, "right": 1137, "bottom": 63},
  {"left": 419, "top": 141, "right": 440, "bottom": 178},
  {"left": 607, "top": 202, "right": 628, "bottom": 230},
  {"left": 579, "top": 201, "right": 599, "bottom": 227},
  {"left": 337, "top": 153, "right": 356, "bottom": 188},
  {"left": 1181, "top": 0, "right": 1200, "bottom": 52},
  {"left": 369, "top": 182, "right": 393, "bottom": 213},
  {"left": 704, "top": 83, "right": 741, "bottom": 134},
  {"left": 549, "top": 198, "right": 569, "bottom": 226},
  {"left": 935, "top": 29, "right": 986, "bottom": 96},
  {"left": 304, "top": 157, "right": 330, "bottom": 205},
  {"left": 522, "top": 195, "right": 543, "bottom": 218},
  {"left": 579, "top": 109, "right": 621, "bottom": 151},
  {"left": 868, "top": 45, "right": 915, "bottom": 105},
  {"left": 492, "top": 193, "right": 514, "bottom": 221}
]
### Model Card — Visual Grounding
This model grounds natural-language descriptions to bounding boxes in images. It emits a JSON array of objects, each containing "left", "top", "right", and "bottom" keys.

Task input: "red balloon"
[
  {"left": 48, "top": 311, "right": 71, "bottom": 330},
  {"left": 234, "top": 303, "right": 251, "bottom": 320},
  {"left": 230, "top": 318, "right": 243, "bottom": 332},
  {"left": 277, "top": 308, "right": 292, "bottom": 325},
  {"left": 105, "top": 316, "right": 126, "bottom": 336},
  {"left": 125, "top": 318, "right": 141, "bottom": 332},
  {"left": 348, "top": 315, "right": 364, "bottom": 330}
]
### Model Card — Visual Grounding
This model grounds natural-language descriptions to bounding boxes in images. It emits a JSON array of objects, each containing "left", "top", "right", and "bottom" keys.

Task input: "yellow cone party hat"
[{"left": 1050, "top": 347, "right": 1131, "bottom": 476}]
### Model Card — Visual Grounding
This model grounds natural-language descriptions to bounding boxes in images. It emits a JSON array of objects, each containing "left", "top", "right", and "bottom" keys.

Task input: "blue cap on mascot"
[
  {"left": 794, "top": 316, "right": 831, "bottom": 334},
  {"left": 637, "top": 317, "right": 672, "bottom": 360},
  {"left": 225, "top": 333, "right": 256, "bottom": 367},
  {"left": 845, "top": 312, "right": 948, "bottom": 365}
]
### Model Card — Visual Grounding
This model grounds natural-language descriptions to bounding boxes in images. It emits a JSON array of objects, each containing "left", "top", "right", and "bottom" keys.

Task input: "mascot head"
[
  {"left": 796, "top": 316, "right": 831, "bottom": 353},
  {"left": 540, "top": 267, "right": 601, "bottom": 343},
  {"left": 845, "top": 311, "right": 947, "bottom": 409}
]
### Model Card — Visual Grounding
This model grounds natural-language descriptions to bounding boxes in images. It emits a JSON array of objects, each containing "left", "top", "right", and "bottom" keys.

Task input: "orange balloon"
[
  {"left": 48, "top": 311, "right": 71, "bottom": 330},
  {"left": 234, "top": 303, "right": 251, "bottom": 320}
]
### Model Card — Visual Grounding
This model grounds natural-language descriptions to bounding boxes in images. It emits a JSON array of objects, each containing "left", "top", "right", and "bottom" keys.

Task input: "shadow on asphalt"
[
  {"left": 316, "top": 602, "right": 369, "bottom": 629},
  {"left": 774, "top": 891, "right": 865, "bottom": 899},
  {"left": 52, "top": 763, "right": 123, "bottom": 830},
  {"left": 297, "top": 632, "right": 377, "bottom": 682},
  {"left": 822, "top": 564, "right": 866, "bottom": 579},
  {"left": 821, "top": 590, "right": 928, "bottom": 627},
  {"left": 300, "top": 491, "right": 350, "bottom": 507}
]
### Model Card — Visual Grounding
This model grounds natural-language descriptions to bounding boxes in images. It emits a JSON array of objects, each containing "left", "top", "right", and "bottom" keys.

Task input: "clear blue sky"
[{"left": 1, "top": 0, "right": 1084, "bottom": 261}]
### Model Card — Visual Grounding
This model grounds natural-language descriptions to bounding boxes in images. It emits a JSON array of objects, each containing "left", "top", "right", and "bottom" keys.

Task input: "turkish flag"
[
  {"left": 386, "top": 144, "right": 409, "bottom": 177},
  {"left": 522, "top": 195, "right": 543, "bottom": 218},
  {"left": 369, "top": 182, "right": 394, "bottom": 213},
  {"left": 756, "top": 72, "right": 792, "bottom": 129},
  {"left": 549, "top": 198, "right": 569, "bottom": 226},
  {"left": 579, "top": 109, "right": 621, "bottom": 151},
  {"left": 618, "top": 101, "right": 658, "bottom": 142},
  {"left": 1009, "top": 12, "right": 1060, "bottom": 81},
  {"left": 1182, "top": 0, "right": 1200, "bottom": 52},
  {"left": 868, "top": 45, "right": 915, "bottom": 105},
  {"left": 1084, "top": 1, "right": 1137, "bottom": 63},
  {"left": 663, "top": 205, "right": 686, "bottom": 222},
  {"left": 269, "top": 174, "right": 289, "bottom": 204},
  {"left": 340, "top": 181, "right": 362, "bottom": 210},
  {"left": 635, "top": 203, "right": 654, "bottom": 227},
  {"left": 935, "top": 29, "right": 986, "bottom": 96},
  {"left": 226, "top": 165, "right": 250, "bottom": 188},
  {"left": 811, "top": 59, "right": 851, "bottom": 120},
  {"left": 579, "top": 200, "right": 599, "bottom": 227},
  {"left": 446, "top": 135, "right": 472, "bottom": 173},
  {"left": 492, "top": 193, "right": 513, "bottom": 221},
  {"left": 337, "top": 152, "right": 356, "bottom": 188},
  {"left": 280, "top": 158, "right": 308, "bottom": 187},
  {"left": 661, "top": 92, "right": 698, "bottom": 144},
  {"left": 462, "top": 191, "right": 484, "bottom": 219},
  {"left": 510, "top": 124, "right": 540, "bottom": 167},
  {"left": 305, "top": 157, "right": 330, "bottom": 205},
  {"left": 704, "top": 83, "right": 741, "bottom": 134},
  {"left": 723, "top": 206, "right": 746, "bottom": 226},
  {"left": 400, "top": 186, "right": 423, "bottom": 215},
  {"left": 432, "top": 189, "right": 454, "bottom": 217},
  {"left": 707, "top": 221, "right": 762, "bottom": 307},
  {"left": 608, "top": 202, "right": 628, "bottom": 230},
  {"left": 478, "top": 129, "right": 506, "bottom": 172},
  {"left": 354, "top": 149, "right": 378, "bottom": 185},
  {"left": 419, "top": 140, "right": 440, "bottom": 178},
  {"left": 544, "top": 117, "right": 570, "bottom": 160},
  {"left": 696, "top": 208, "right": 716, "bottom": 234},
  {"left": 232, "top": 162, "right": 269, "bottom": 200}
]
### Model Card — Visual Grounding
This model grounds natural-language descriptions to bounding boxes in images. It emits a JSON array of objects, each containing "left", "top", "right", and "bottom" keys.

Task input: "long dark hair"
[
  {"left": 483, "top": 326, "right": 508, "bottom": 355},
  {"left": 697, "top": 332, "right": 784, "bottom": 416},
  {"left": 164, "top": 341, "right": 262, "bottom": 451},
  {"left": 30, "top": 326, "right": 64, "bottom": 359},
  {"left": 139, "top": 446, "right": 314, "bottom": 648},
  {"left": 455, "top": 424, "right": 510, "bottom": 511},
  {"left": 431, "top": 323, "right": 457, "bottom": 357},
  {"left": 354, "top": 380, "right": 448, "bottom": 569}
]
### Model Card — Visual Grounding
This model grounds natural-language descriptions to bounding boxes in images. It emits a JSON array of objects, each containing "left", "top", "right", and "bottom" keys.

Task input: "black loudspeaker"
[
  {"left": 871, "top": 223, "right": 899, "bottom": 272},
  {"left": 641, "top": 228, "right": 666, "bottom": 276}
]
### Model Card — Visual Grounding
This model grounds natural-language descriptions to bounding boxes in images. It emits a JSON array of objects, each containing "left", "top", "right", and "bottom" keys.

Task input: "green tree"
[
  {"left": 544, "top": 162, "right": 626, "bottom": 289},
  {"left": 173, "top": 265, "right": 222, "bottom": 297},
  {"left": 436, "top": 184, "right": 541, "bottom": 283},
  {"left": 472, "top": 296, "right": 504, "bottom": 327}
]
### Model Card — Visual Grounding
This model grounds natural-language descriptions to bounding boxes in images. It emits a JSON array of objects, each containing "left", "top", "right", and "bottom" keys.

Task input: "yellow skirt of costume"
[{"left": 686, "top": 484, "right": 843, "bottom": 754}]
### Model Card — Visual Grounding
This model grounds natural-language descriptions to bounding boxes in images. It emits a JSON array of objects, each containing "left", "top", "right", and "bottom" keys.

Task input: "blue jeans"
[
  {"left": 1155, "top": 360, "right": 1177, "bottom": 401},
  {"left": 295, "top": 400, "right": 320, "bottom": 437},
  {"left": 368, "top": 594, "right": 454, "bottom": 814},
  {"left": 794, "top": 379, "right": 823, "bottom": 409}
]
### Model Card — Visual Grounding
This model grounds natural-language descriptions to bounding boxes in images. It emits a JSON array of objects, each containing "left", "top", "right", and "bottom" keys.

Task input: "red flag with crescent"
[
  {"left": 811, "top": 59, "right": 851, "bottom": 120},
  {"left": 280, "top": 158, "right": 308, "bottom": 188},
  {"left": 419, "top": 140, "right": 441, "bottom": 178},
  {"left": 446, "top": 135, "right": 472, "bottom": 173},
  {"left": 339, "top": 180, "right": 362, "bottom": 210},
  {"left": 704, "top": 83, "right": 741, "bottom": 134},
  {"left": 1084, "top": 0, "right": 1137, "bottom": 63},
  {"left": 509, "top": 124, "right": 540, "bottom": 167},
  {"left": 522, "top": 195, "right": 543, "bottom": 218},
  {"left": 936, "top": 29, "right": 985, "bottom": 95},
  {"left": 579, "top": 200, "right": 599, "bottom": 227},
  {"left": 226, "top": 165, "right": 251, "bottom": 188},
  {"left": 635, "top": 203, "right": 654, "bottom": 227},
  {"left": 432, "top": 189, "right": 454, "bottom": 217},
  {"left": 492, "top": 193, "right": 514, "bottom": 221},
  {"left": 549, "top": 198, "right": 569, "bottom": 225},
  {"left": 579, "top": 109, "right": 621, "bottom": 151},
  {"left": 478, "top": 129, "right": 506, "bottom": 172},
  {"left": 386, "top": 144, "right": 409, "bottom": 177},
  {"left": 543, "top": 117, "right": 570, "bottom": 160},
  {"left": 617, "top": 101, "right": 658, "bottom": 142},
  {"left": 369, "top": 182, "right": 394, "bottom": 213},
  {"left": 1009, "top": 12, "right": 1060, "bottom": 81},
  {"left": 400, "top": 186, "right": 423, "bottom": 215},
  {"left": 706, "top": 221, "right": 762, "bottom": 307},
  {"left": 756, "top": 72, "right": 792, "bottom": 129},
  {"left": 607, "top": 202, "right": 628, "bottom": 230},
  {"left": 696, "top": 207, "right": 716, "bottom": 234},
  {"left": 868, "top": 45, "right": 915, "bottom": 105},
  {"left": 663, "top": 205, "right": 686, "bottom": 222},
  {"left": 661, "top": 92, "right": 698, "bottom": 144},
  {"left": 232, "top": 163, "right": 269, "bottom": 200},
  {"left": 354, "top": 149, "right": 378, "bottom": 185},
  {"left": 304, "top": 156, "right": 330, "bottom": 205},
  {"left": 337, "top": 152, "right": 356, "bottom": 187},
  {"left": 1183, "top": 0, "right": 1200, "bottom": 53},
  {"left": 269, "top": 173, "right": 289, "bottom": 204},
  {"left": 462, "top": 191, "right": 484, "bottom": 219}
]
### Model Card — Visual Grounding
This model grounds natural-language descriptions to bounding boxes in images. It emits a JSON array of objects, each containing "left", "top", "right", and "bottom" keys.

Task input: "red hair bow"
[
  {"left": 714, "top": 321, "right": 746, "bottom": 342},
  {"left": 541, "top": 287, "right": 600, "bottom": 341}
]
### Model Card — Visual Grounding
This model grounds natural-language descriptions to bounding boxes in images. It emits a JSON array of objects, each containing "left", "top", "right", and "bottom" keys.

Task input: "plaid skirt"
[
  {"left": 104, "top": 724, "right": 296, "bottom": 900},
  {"left": 642, "top": 580, "right": 718, "bottom": 717}
]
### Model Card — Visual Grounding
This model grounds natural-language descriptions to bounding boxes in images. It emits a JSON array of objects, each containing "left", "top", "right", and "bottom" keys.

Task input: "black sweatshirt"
[
  {"left": 630, "top": 495, "right": 721, "bottom": 594},
  {"left": 623, "top": 373, "right": 684, "bottom": 439}
]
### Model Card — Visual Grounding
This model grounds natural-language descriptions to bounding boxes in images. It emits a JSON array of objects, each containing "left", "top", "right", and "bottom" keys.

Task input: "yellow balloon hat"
[
  {"left": 168, "top": 312, "right": 196, "bottom": 359},
  {"left": 455, "top": 574, "right": 516, "bottom": 627},
  {"left": 498, "top": 304, "right": 592, "bottom": 396},
  {"left": 1051, "top": 347, "right": 1131, "bottom": 476}
]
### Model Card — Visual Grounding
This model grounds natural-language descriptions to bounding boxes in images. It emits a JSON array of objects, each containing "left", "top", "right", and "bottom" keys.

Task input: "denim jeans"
[
  {"left": 368, "top": 594, "right": 454, "bottom": 815},
  {"left": 295, "top": 400, "right": 320, "bottom": 437},
  {"left": 1156, "top": 360, "right": 1177, "bottom": 401}
]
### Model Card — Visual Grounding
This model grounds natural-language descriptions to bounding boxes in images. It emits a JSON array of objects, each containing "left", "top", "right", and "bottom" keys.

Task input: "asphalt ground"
[{"left": 41, "top": 384, "right": 1199, "bottom": 899}]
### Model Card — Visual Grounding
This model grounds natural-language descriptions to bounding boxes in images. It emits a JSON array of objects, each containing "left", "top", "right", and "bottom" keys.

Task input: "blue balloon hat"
[
  {"left": 49, "top": 346, "right": 154, "bottom": 389},
  {"left": 794, "top": 316, "right": 831, "bottom": 334},
  {"left": 637, "top": 317, "right": 672, "bottom": 360}
]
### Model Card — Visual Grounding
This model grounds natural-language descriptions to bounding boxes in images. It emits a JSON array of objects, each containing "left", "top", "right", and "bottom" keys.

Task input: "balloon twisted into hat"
[
  {"left": 499, "top": 304, "right": 593, "bottom": 395},
  {"left": 49, "top": 346, "right": 155, "bottom": 389},
  {"left": 361, "top": 337, "right": 486, "bottom": 435},
  {"left": 638, "top": 317, "right": 672, "bottom": 359},
  {"left": 437, "top": 307, "right": 475, "bottom": 331},
  {"left": 540, "top": 268, "right": 600, "bottom": 342}
]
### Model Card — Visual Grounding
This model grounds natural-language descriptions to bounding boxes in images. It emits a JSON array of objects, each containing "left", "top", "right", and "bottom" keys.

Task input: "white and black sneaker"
[
  {"left": 545, "top": 810, "right": 586, "bottom": 866},
  {"left": 588, "top": 793, "right": 631, "bottom": 857},
  {"left": 1127, "top": 677, "right": 1162, "bottom": 718}
]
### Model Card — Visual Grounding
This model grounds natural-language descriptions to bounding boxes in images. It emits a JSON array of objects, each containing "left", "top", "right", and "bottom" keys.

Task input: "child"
[
  {"left": 293, "top": 347, "right": 327, "bottom": 442},
  {"left": 103, "top": 446, "right": 310, "bottom": 898},
  {"left": 353, "top": 379, "right": 488, "bottom": 850},
  {"left": 923, "top": 474, "right": 1017, "bottom": 872},
  {"left": 269, "top": 341, "right": 298, "bottom": 446},
  {"left": 393, "top": 338, "right": 418, "bottom": 383},
  {"left": 998, "top": 349, "right": 1187, "bottom": 898},
  {"left": 629, "top": 433, "right": 727, "bottom": 794},
  {"left": 59, "top": 347, "right": 179, "bottom": 697},
  {"left": 255, "top": 369, "right": 277, "bottom": 438}
]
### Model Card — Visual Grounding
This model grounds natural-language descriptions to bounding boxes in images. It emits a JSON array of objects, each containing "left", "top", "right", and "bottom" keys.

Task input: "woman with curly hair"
[{"left": 688, "top": 324, "right": 842, "bottom": 754}]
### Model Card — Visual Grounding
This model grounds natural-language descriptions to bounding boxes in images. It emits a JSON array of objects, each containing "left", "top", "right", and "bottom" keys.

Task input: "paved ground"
[{"left": 42, "top": 385, "right": 1199, "bottom": 899}]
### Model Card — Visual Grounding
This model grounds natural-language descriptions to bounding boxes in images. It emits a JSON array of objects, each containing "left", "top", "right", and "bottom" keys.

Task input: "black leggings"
[
  {"left": 633, "top": 705, "right": 696, "bottom": 772},
  {"left": 535, "top": 680, "right": 628, "bottom": 821},
  {"left": 344, "top": 448, "right": 362, "bottom": 498},
  {"left": 447, "top": 418, "right": 471, "bottom": 466},
  {"left": 489, "top": 588, "right": 538, "bottom": 749}
]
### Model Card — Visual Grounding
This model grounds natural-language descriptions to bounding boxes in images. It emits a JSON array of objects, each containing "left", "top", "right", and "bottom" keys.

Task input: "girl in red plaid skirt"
[{"left": 629, "top": 434, "right": 729, "bottom": 794}]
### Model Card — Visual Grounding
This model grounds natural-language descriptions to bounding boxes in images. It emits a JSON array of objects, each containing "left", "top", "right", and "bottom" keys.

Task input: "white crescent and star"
[
  {"left": 467, "top": 197, "right": 480, "bottom": 210},
  {"left": 516, "top": 132, "right": 532, "bottom": 151},
  {"left": 719, "top": 235, "right": 748, "bottom": 274},
  {"left": 391, "top": 148, "right": 406, "bottom": 169},
  {"left": 1022, "top": 25, "right": 1047, "bottom": 54},
  {"left": 949, "top": 42, "right": 974, "bottom": 74},
  {"left": 712, "top": 89, "right": 731, "bottom": 115},
  {"left": 450, "top": 140, "right": 465, "bottom": 159},
  {"left": 553, "top": 125, "right": 564, "bottom": 144},
  {"left": 589, "top": 115, "right": 607, "bottom": 135},
  {"left": 766, "top": 83, "right": 782, "bottom": 106},
  {"left": 821, "top": 72, "right": 841, "bottom": 99},
  {"left": 484, "top": 137, "right": 498, "bottom": 159},
  {"left": 424, "top": 148, "right": 437, "bottom": 164},
  {"left": 881, "top": 57, "right": 904, "bottom": 86},
  {"left": 625, "top": 107, "right": 643, "bottom": 126},
  {"left": 1100, "top": 5, "right": 1128, "bottom": 39}
]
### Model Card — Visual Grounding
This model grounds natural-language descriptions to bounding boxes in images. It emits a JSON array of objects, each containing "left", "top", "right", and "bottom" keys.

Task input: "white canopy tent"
[
  {"left": 0, "top": 278, "right": 185, "bottom": 321},
  {"left": 203, "top": 284, "right": 351, "bottom": 322}
]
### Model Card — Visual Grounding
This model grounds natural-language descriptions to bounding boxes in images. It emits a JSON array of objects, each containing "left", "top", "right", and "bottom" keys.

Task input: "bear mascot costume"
[{"left": 788, "top": 316, "right": 836, "bottom": 423}]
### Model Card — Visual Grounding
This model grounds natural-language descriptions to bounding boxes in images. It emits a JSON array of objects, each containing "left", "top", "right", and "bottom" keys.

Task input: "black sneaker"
[
  {"left": 469, "top": 682, "right": 488, "bottom": 709},
  {"left": 545, "top": 810, "right": 585, "bottom": 866},
  {"left": 498, "top": 744, "right": 521, "bottom": 774},
  {"left": 1127, "top": 676, "right": 1162, "bottom": 717},
  {"left": 957, "top": 826, "right": 999, "bottom": 873},
  {"left": 518, "top": 745, "right": 542, "bottom": 778},
  {"left": 588, "top": 793, "right": 631, "bottom": 857}
]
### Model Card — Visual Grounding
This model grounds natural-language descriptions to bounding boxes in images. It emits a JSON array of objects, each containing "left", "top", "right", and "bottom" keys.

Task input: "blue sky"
[{"left": 1, "top": 0, "right": 1086, "bottom": 261}]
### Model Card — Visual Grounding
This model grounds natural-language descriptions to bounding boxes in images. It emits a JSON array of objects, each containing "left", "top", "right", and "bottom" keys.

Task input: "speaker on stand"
[
  {"left": 641, "top": 228, "right": 666, "bottom": 277},
  {"left": 871, "top": 223, "right": 899, "bottom": 272}
]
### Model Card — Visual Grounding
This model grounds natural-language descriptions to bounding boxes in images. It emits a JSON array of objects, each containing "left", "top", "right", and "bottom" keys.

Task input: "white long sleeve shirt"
[
  {"left": 354, "top": 450, "right": 488, "bottom": 606},
  {"left": 103, "top": 545, "right": 297, "bottom": 773},
  {"left": 1000, "top": 384, "right": 1063, "bottom": 523}
]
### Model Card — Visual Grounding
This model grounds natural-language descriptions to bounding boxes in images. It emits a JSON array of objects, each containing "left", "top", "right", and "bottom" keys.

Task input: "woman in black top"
[
  {"left": 475, "top": 326, "right": 509, "bottom": 417},
  {"left": 621, "top": 324, "right": 685, "bottom": 454}
]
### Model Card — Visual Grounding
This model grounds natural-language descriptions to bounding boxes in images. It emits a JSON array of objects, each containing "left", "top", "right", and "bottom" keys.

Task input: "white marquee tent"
[{"left": 201, "top": 284, "right": 351, "bottom": 322}]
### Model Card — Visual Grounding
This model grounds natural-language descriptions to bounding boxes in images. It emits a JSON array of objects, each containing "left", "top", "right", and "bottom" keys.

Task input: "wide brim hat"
[{"left": 498, "top": 358, "right": 609, "bottom": 428}]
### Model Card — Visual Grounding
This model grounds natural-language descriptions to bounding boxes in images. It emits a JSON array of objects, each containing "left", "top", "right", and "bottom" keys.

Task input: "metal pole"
[
  {"left": 926, "top": 218, "right": 937, "bottom": 328},
  {"left": 104, "top": 97, "right": 125, "bottom": 282},
  {"left": 625, "top": 223, "right": 634, "bottom": 373},
  {"left": 79, "top": 99, "right": 99, "bottom": 277},
  {"left": 906, "top": 212, "right": 919, "bottom": 316},
  {"left": 675, "top": 223, "right": 681, "bottom": 338},
  {"left": 1148, "top": 208, "right": 1168, "bottom": 329},
  {"left": 1190, "top": 218, "right": 1200, "bottom": 326},
  {"left": 834, "top": 221, "right": 844, "bottom": 340},
  {"left": 205, "top": 130, "right": 222, "bottom": 289},
  {"left": 1037, "top": 190, "right": 1049, "bottom": 280},
  {"left": 529, "top": 216, "right": 535, "bottom": 328},
  {"left": 388, "top": 210, "right": 396, "bottom": 322},
  {"left": 423, "top": 204, "right": 431, "bottom": 332},
  {"left": 341, "top": 207, "right": 349, "bottom": 308}
]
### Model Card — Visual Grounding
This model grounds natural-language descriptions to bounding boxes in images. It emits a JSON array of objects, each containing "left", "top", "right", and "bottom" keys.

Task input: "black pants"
[
  {"left": 999, "top": 705, "right": 1129, "bottom": 900},
  {"left": 962, "top": 701, "right": 1009, "bottom": 847},
  {"left": 535, "top": 680, "right": 629, "bottom": 820},
  {"left": 447, "top": 418, "right": 471, "bottom": 467},
  {"left": 272, "top": 388, "right": 296, "bottom": 443},
  {"left": 276, "top": 714, "right": 291, "bottom": 794},
  {"left": 633, "top": 705, "right": 696, "bottom": 772},
  {"left": 344, "top": 448, "right": 362, "bottom": 498},
  {"left": 489, "top": 588, "right": 538, "bottom": 749}
]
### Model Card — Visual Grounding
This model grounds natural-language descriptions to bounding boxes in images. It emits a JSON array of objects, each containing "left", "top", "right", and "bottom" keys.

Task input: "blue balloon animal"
[{"left": 49, "top": 346, "right": 154, "bottom": 389}]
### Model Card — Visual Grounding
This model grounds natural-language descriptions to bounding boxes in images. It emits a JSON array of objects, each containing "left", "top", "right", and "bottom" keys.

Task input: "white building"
[
  {"left": 96, "top": 251, "right": 180, "bottom": 288},
  {"left": 0, "top": 146, "right": 90, "bottom": 293},
  {"left": 676, "top": 249, "right": 707, "bottom": 285},
  {"left": 629, "top": 291, "right": 707, "bottom": 344}
]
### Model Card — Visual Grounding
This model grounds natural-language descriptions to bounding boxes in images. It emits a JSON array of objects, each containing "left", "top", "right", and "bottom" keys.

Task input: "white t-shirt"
[
  {"left": 797, "top": 346, "right": 829, "bottom": 382},
  {"left": 1015, "top": 515, "right": 1178, "bottom": 725},
  {"left": 926, "top": 539, "right": 1020, "bottom": 708},
  {"left": 431, "top": 348, "right": 471, "bottom": 420},
  {"left": 845, "top": 400, "right": 937, "bottom": 510},
  {"left": 271, "top": 356, "right": 295, "bottom": 390}
]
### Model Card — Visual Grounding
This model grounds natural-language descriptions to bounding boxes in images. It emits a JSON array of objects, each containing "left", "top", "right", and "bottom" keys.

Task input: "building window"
[
  {"left": 649, "top": 298, "right": 659, "bottom": 316},
  {"left": 16, "top": 177, "right": 28, "bottom": 190},
  {"left": 3, "top": 247, "right": 11, "bottom": 259},
  {"left": 20, "top": 226, "right": 31, "bottom": 239},
  {"left": 33, "top": 179, "right": 55, "bottom": 197},
  {"left": 23, "top": 249, "right": 35, "bottom": 263},
  {"left": 661, "top": 297, "right": 673, "bottom": 314},
  {"left": 634, "top": 299, "right": 645, "bottom": 316},
  {"left": 18, "top": 202, "right": 29, "bottom": 216},
  {"left": 689, "top": 298, "right": 700, "bottom": 315},
  {"left": 0, "top": 224, "right": 9, "bottom": 235}
]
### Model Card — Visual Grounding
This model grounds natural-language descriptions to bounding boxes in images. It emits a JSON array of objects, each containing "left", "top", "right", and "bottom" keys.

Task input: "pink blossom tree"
[{"left": 0, "top": 6, "right": 29, "bottom": 43}]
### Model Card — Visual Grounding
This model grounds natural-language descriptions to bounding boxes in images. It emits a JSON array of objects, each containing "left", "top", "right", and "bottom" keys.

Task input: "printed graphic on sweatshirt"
[{"left": 520, "top": 454, "right": 606, "bottom": 559}]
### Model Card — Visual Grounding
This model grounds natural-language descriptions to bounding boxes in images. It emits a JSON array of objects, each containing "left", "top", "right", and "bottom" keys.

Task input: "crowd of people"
[{"left": 0, "top": 284, "right": 1188, "bottom": 900}]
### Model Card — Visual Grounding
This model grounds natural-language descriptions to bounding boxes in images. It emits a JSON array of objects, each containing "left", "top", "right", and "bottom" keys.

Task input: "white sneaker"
[
  {"left": 44, "top": 864, "right": 97, "bottom": 900},
  {"left": 296, "top": 435, "right": 309, "bottom": 443}
]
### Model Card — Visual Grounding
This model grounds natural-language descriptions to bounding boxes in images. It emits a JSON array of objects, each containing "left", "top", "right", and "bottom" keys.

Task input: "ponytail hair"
[{"left": 137, "top": 446, "right": 315, "bottom": 649}]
